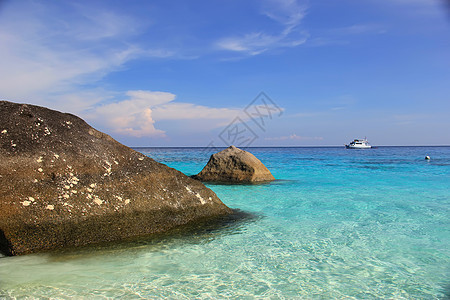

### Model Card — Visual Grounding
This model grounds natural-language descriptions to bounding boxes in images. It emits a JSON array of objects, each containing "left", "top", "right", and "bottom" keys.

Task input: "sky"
[{"left": 0, "top": 0, "right": 449, "bottom": 147}]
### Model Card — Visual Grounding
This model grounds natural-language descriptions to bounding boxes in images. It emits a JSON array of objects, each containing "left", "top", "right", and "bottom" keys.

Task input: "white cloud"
[
  {"left": 0, "top": 1, "right": 173, "bottom": 103},
  {"left": 125, "top": 90, "right": 177, "bottom": 106},
  {"left": 217, "top": 32, "right": 282, "bottom": 55},
  {"left": 43, "top": 89, "right": 117, "bottom": 116},
  {"left": 216, "top": 0, "right": 308, "bottom": 55},
  {"left": 68, "top": 7, "right": 140, "bottom": 41},
  {"left": 91, "top": 91, "right": 175, "bottom": 138},
  {"left": 261, "top": 0, "right": 307, "bottom": 28},
  {"left": 153, "top": 103, "right": 243, "bottom": 121},
  {"left": 90, "top": 90, "right": 250, "bottom": 138},
  {"left": 217, "top": 31, "right": 307, "bottom": 56}
]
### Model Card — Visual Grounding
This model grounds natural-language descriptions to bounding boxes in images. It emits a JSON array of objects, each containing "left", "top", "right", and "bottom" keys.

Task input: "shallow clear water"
[{"left": 1, "top": 147, "right": 449, "bottom": 299}]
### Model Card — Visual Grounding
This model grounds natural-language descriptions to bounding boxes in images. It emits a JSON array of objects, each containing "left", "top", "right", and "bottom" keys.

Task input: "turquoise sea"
[{"left": 1, "top": 146, "right": 449, "bottom": 299}]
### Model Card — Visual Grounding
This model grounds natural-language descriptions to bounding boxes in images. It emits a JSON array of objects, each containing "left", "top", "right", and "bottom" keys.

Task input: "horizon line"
[{"left": 131, "top": 145, "right": 450, "bottom": 148}]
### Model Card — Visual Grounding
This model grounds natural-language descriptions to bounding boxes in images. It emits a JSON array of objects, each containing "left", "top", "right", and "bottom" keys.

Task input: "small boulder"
[
  {"left": 194, "top": 145, "right": 275, "bottom": 183},
  {"left": 0, "top": 101, "right": 232, "bottom": 256}
]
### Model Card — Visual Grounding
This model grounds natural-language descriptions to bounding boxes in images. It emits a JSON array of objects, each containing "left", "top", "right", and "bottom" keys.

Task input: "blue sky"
[{"left": 0, "top": 0, "right": 449, "bottom": 146}]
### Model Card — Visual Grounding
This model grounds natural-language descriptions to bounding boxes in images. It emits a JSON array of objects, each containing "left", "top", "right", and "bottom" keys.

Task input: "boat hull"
[{"left": 345, "top": 145, "right": 372, "bottom": 149}]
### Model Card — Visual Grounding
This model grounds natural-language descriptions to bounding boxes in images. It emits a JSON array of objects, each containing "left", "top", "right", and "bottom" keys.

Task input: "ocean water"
[{"left": 1, "top": 146, "right": 449, "bottom": 299}]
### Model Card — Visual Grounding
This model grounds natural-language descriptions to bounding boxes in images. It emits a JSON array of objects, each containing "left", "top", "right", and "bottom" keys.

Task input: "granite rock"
[
  {"left": 0, "top": 101, "right": 231, "bottom": 255},
  {"left": 194, "top": 145, "right": 275, "bottom": 183}
]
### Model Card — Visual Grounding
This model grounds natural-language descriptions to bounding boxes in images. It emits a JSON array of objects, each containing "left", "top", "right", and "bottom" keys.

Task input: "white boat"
[{"left": 345, "top": 138, "right": 372, "bottom": 149}]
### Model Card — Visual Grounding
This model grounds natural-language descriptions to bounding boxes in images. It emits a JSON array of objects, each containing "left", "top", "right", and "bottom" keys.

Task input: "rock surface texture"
[
  {"left": 0, "top": 101, "right": 231, "bottom": 256},
  {"left": 194, "top": 146, "right": 275, "bottom": 183}
]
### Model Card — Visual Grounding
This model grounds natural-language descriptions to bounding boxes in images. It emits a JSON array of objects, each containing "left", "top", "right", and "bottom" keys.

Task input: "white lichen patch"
[
  {"left": 33, "top": 179, "right": 38, "bottom": 183},
  {"left": 86, "top": 188, "right": 93, "bottom": 193},
  {"left": 125, "top": 199, "right": 130, "bottom": 204},
  {"left": 90, "top": 183, "right": 97, "bottom": 188},
  {"left": 37, "top": 168, "right": 43, "bottom": 173},
  {"left": 54, "top": 154, "right": 60, "bottom": 159},
  {"left": 195, "top": 193, "right": 207, "bottom": 205},
  {"left": 87, "top": 194, "right": 93, "bottom": 199},
  {"left": 71, "top": 190, "right": 77, "bottom": 194},
  {"left": 63, "top": 194, "right": 70, "bottom": 199},
  {"left": 22, "top": 201, "right": 31, "bottom": 206},
  {"left": 208, "top": 197, "right": 212, "bottom": 201},
  {"left": 102, "top": 162, "right": 113, "bottom": 177},
  {"left": 138, "top": 157, "right": 145, "bottom": 161},
  {"left": 114, "top": 195, "right": 123, "bottom": 201},
  {"left": 36, "top": 156, "right": 43, "bottom": 163},
  {"left": 114, "top": 160, "right": 119, "bottom": 165},
  {"left": 64, "top": 185, "right": 70, "bottom": 189},
  {"left": 93, "top": 198, "right": 103, "bottom": 205},
  {"left": 11, "top": 141, "right": 16, "bottom": 147},
  {"left": 44, "top": 127, "right": 51, "bottom": 136},
  {"left": 1, "top": 129, "right": 7, "bottom": 134},
  {"left": 185, "top": 186, "right": 192, "bottom": 193},
  {"left": 46, "top": 205, "right": 54, "bottom": 210},
  {"left": 28, "top": 197, "right": 35, "bottom": 202},
  {"left": 170, "top": 200, "right": 181, "bottom": 208},
  {"left": 65, "top": 121, "right": 72, "bottom": 125}
]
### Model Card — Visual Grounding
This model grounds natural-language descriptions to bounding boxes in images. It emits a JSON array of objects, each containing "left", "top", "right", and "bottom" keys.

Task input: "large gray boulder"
[
  {"left": 194, "top": 146, "right": 275, "bottom": 183},
  {"left": 0, "top": 101, "right": 231, "bottom": 256}
]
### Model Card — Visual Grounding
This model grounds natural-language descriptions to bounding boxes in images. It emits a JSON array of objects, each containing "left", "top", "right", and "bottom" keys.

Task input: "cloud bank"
[{"left": 91, "top": 90, "right": 247, "bottom": 138}]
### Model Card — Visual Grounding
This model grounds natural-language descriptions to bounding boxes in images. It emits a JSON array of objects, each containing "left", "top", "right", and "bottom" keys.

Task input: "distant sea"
[{"left": 1, "top": 146, "right": 449, "bottom": 299}]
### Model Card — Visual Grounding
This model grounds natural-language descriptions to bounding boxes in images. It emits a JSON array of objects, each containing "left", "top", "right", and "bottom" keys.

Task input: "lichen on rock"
[{"left": 0, "top": 101, "right": 231, "bottom": 256}]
